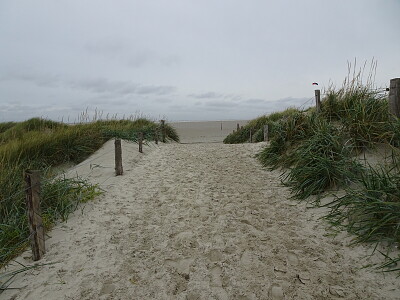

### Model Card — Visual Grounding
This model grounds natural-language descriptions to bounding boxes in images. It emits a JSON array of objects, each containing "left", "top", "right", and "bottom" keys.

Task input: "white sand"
[{"left": 1, "top": 122, "right": 400, "bottom": 299}]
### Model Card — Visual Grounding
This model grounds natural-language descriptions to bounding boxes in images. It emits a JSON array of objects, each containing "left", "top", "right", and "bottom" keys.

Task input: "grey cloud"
[
  {"left": 153, "top": 98, "right": 173, "bottom": 104},
  {"left": 189, "top": 92, "right": 223, "bottom": 99},
  {"left": 1, "top": 72, "right": 176, "bottom": 97},
  {"left": 85, "top": 39, "right": 127, "bottom": 58},
  {"left": 0, "top": 102, "right": 70, "bottom": 114},
  {"left": 272, "top": 97, "right": 312, "bottom": 107},
  {"left": 68, "top": 78, "right": 176, "bottom": 96},
  {"left": 206, "top": 101, "right": 239, "bottom": 108},
  {"left": 85, "top": 39, "right": 180, "bottom": 69},
  {"left": 1, "top": 72, "right": 61, "bottom": 88},
  {"left": 126, "top": 52, "right": 154, "bottom": 68},
  {"left": 245, "top": 98, "right": 267, "bottom": 105},
  {"left": 168, "top": 105, "right": 186, "bottom": 112}
]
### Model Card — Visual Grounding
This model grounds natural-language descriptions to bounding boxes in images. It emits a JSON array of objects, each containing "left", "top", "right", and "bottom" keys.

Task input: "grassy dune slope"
[
  {"left": 0, "top": 117, "right": 178, "bottom": 266},
  {"left": 225, "top": 78, "right": 400, "bottom": 271}
]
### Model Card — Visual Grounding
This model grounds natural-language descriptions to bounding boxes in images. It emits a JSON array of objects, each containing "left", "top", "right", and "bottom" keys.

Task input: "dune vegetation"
[
  {"left": 0, "top": 116, "right": 179, "bottom": 266},
  {"left": 224, "top": 74, "right": 400, "bottom": 271}
]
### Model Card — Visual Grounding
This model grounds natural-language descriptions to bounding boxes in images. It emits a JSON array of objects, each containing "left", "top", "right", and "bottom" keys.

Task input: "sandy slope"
[{"left": 2, "top": 140, "right": 400, "bottom": 299}]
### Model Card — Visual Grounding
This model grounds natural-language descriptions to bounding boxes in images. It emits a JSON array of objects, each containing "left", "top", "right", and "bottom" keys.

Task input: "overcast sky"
[{"left": 0, "top": 0, "right": 399, "bottom": 122}]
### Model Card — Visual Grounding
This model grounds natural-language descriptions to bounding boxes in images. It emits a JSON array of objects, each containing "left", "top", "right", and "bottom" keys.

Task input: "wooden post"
[
  {"left": 154, "top": 130, "right": 158, "bottom": 145},
  {"left": 315, "top": 89, "right": 321, "bottom": 112},
  {"left": 237, "top": 123, "right": 240, "bottom": 131},
  {"left": 160, "top": 120, "right": 166, "bottom": 143},
  {"left": 138, "top": 132, "right": 143, "bottom": 153},
  {"left": 389, "top": 78, "right": 400, "bottom": 118},
  {"left": 220, "top": 123, "right": 222, "bottom": 130},
  {"left": 114, "top": 139, "right": 123, "bottom": 176},
  {"left": 249, "top": 129, "right": 253, "bottom": 143},
  {"left": 24, "top": 170, "right": 45, "bottom": 261},
  {"left": 264, "top": 124, "right": 269, "bottom": 142}
]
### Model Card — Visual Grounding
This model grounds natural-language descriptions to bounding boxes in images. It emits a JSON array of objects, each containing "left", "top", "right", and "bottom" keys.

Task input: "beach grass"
[
  {"left": 223, "top": 107, "right": 300, "bottom": 144},
  {"left": 225, "top": 69, "right": 400, "bottom": 271},
  {"left": 0, "top": 116, "right": 178, "bottom": 266}
]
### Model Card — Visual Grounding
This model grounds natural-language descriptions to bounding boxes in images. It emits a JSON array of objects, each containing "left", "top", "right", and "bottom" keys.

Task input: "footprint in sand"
[
  {"left": 287, "top": 251, "right": 299, "bottom": 266},
  {"left": 208, "top": 264, "right": 229, "bottom": 299},
  {"left": 208, "top": 249, "right": 223, "bottom": 262},
  {"left": 165, "top": 258, "right": 194, "bottom": 275},
  {"left": 270, "top": 285, "right": 284, "bottom": 299},
  {"left": 240, "top": 250, "right": 252, "bottom": 266},
  {"left": 99, "top": 282, "right": 116, "bottom": 296},
  {"left": 210, "top": 265, "right": 223, "bottom": 287}
]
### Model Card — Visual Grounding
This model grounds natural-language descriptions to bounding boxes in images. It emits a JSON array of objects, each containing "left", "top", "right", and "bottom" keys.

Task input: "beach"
[
  {"left": 1, "top": 121, "right": 399, "bottom": 300},
  {"left": 171, "top": 120, "right": 249, "bottom": 143}
]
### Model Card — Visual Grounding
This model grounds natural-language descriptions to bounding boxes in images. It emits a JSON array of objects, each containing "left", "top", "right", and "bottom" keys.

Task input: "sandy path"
[{"left": 2, "top": 142, "right": 400, "bottom": 299}]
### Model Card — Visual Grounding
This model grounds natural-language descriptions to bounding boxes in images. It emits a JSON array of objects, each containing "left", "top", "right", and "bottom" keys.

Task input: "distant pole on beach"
[
  {"left": 315, "top": 89, "right": 321, "bottom": 113},
  {"left": 389, "top": 78, "right": 400, "bottom": 118},
  {"left": 221, "top": 122, "right": 222, "bottom": 130},
  {"left": 237, "top": 123, "right": 240, "bottom": 131}
]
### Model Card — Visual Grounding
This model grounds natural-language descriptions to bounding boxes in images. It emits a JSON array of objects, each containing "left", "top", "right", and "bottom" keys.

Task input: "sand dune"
[{"left": 1, "top": 123, "right": 400, "bottom": 299}]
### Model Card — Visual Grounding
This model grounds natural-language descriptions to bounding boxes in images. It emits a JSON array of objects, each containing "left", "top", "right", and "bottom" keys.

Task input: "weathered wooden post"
[
  {"left": 249, "top": 129, "right": 253, "bottom": 143},
  {"left": 220, "top": 123, "right": 222, "bottom": 130},
  {"left": 237, "top": 123, "right": 240, "bottom": 131},
  {"left": 315, "top": 89, "right": 321, "bottom": 112},
  {"left": 138, "top": 132, "right": 143, "bottom": 153},
  {"left": 389, "top": 78, "right": 400, "bottom": 118},
  {"left": 160, "top": 120, "right": 166, "bottom": 143},
  {"left": 263, "top": 124, "right": 269, "bottom": 142},
  {"left": 114, "top": 139, "right": 123, "bottom": 176},
  {"left": 24, "top": 170, "right": 45, "bottom": 261},
  {"left": 154, "top": 130, "right": 158, "bottom": 145}
]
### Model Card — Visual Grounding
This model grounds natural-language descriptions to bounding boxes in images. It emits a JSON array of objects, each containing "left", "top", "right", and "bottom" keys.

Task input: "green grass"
[
  {"left": 325, "top": 164, "right": 400, "bottom": 245},
  {"left": 257, "top": 112, "right": 315, "bottom": 169},
  {"left": 0, "top": 116, "right": 179, "bottom": 267},
  {"left": 283, "top": 119, "right": 362, "bottom": 200},
  {"left": 229, "top": 69, "right": 400, "bottom": 272},
  {"left": 223, "top": 107, "right": 300, "bottom": 144}
]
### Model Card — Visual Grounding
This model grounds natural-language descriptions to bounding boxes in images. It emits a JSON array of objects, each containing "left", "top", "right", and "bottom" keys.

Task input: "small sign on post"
[
  {"left": 389, "top": 78, "right": 400, "bottom": 118},
  {"left": 115, "top": 139, "right": 123, "bottom": 176},
  {"left": 24, "top": 170, "right": 45, "bottom": 261},
  {"left": 264, "top": 124, "right": 269, "bottom": 142},
  {"left": 315, "top": 89, "right": 321, "bottom": 112},
  {"left": 138, "top": 132, "right": 143, "bottom": 153}
]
